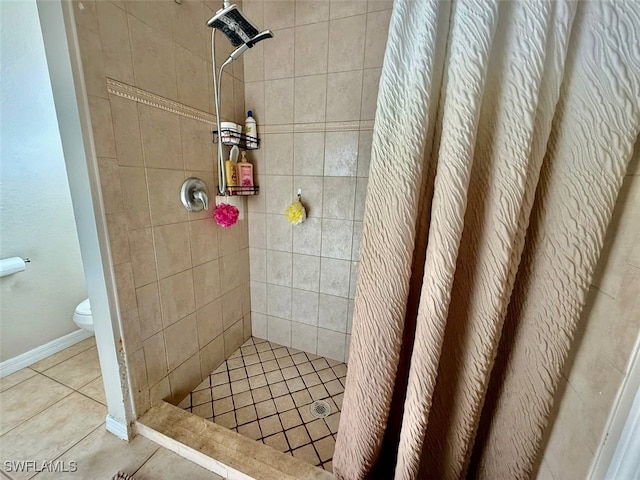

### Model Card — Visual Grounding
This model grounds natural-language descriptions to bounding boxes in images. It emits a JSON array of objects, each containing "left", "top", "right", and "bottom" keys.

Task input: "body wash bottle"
[{"left": 236, "top": 151, "right": 254, "bottom": 194}]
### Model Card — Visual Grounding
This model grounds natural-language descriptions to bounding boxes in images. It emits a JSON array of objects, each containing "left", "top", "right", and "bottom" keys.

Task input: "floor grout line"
[
  {"left": 0, "top": 389, "right": 76, "bottom": 439},
  {"left": 28, "top": 340, "right": 97, "bottom": 374}
]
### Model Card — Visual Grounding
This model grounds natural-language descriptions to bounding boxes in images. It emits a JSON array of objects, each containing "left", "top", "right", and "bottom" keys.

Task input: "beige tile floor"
[
  {"left": 0, "top": 338, "right": 224, "bottom": 480},
  {"left": 179, "top": 337, "right": 347, "bottom": 473}
]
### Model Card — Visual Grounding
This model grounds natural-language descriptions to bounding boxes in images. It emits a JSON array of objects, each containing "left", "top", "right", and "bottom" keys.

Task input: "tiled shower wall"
[
  {"left": 73, "top": 0, "right": 251, "bottom": 415},
  {"left": 242, "top": 0, "right": 392, "bottom": 362},
  {"left": 536, "top": 146, "right": 640, "bottom": 478}
]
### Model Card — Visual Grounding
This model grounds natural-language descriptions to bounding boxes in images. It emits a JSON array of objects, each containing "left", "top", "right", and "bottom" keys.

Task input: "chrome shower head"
[
  {"left": 207, "top": 4, "right": 271, "bottom": 48},
  {"left": 226, "top": 30, "right": 274, "bottom": 63}
]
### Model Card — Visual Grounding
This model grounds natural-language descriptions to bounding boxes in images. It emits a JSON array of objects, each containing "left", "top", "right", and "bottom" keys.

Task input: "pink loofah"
[{"left": 213, "top": 203, "right": 239, "bottom": 228}]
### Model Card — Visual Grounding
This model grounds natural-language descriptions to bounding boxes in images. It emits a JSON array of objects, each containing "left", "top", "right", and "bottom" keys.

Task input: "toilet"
[{"left": 73, "top": 298, "right": 94, "bottom": 333}]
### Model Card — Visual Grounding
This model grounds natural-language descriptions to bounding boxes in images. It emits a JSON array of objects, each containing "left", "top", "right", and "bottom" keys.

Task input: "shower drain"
[{"left": 309, "top": 400, "right": 332, "bottom": 419}]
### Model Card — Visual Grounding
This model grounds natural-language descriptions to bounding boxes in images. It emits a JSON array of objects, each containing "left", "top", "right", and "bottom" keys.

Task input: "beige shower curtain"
[{"left": 334, "top": 0, "right": 640, "bottom": 479}]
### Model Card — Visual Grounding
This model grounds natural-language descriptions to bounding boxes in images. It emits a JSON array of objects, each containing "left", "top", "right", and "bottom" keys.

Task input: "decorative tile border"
[
  {"left": 262, "top": 121, "right": 375, "bottom": 135},
  {"left": 107, "top": 78, "right": 216, "bottom": 125},
  {"left": 107, "top": 78, "right": 375, "bottom": 133}
]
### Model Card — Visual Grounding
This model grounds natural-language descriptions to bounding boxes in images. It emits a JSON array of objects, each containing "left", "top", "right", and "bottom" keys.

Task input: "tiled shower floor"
[{"left": 178, "top": 337, "right": 347, "bottom": 472}]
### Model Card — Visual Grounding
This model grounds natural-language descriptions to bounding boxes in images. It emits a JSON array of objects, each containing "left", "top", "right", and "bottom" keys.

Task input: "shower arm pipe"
[{"left": 211, "top": 28, "right": 226, "bottom": 196}]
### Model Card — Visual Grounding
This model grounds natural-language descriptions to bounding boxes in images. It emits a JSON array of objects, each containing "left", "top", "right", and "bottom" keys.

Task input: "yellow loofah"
[{"left": 285, "top": 196, "right": 306, "bottom": 225}]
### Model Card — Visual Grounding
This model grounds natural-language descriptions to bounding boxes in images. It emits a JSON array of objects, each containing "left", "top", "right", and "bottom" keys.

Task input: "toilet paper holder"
[{"left": 0, "top": 257, "right": 31, "bottom": 278}]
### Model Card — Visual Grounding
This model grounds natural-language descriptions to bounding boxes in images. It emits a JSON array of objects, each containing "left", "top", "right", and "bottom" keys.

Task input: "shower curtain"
[{"left": 334, "top": 0, "right": 640, "bottom": 479}]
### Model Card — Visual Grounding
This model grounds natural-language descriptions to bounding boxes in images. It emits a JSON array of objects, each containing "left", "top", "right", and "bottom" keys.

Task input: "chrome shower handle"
[
  {"left": 193, "top": 189, "right": 209, "bottom": 210},
  {"left": 180, "top": 177, "right": 209, "bottom": 212}
]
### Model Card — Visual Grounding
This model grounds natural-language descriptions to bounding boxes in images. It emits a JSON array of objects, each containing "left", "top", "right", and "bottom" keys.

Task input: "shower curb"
[{"left": 137, "top": 402, "right": 334, "bottom": 480}]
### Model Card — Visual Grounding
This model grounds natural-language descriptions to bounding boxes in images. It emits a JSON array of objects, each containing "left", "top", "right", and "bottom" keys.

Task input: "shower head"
[
  {"left": 207, "top": 4, "right": 272, "bottom": 48},
  {"left": 226, "top": 30, "right": 274, "bottom": 63}
]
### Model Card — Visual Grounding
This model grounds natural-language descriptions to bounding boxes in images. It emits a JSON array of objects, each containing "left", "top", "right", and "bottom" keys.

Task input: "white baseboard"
[
  {"left": 0, "top": 329, "right": 93, "bottom": 378},
  {"left": 105, "top": 414, "right": 131, "bottom": 441}
]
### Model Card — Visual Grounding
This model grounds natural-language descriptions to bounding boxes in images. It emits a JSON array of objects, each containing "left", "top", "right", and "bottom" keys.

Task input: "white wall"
[{"left": 0, "top": 0, "right": 86, "bottom": 362}]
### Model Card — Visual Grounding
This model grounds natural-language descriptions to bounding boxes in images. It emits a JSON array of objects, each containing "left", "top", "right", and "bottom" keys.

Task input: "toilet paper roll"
[{"left": 0, "top": 257, "right": 26, "bottom": 278}]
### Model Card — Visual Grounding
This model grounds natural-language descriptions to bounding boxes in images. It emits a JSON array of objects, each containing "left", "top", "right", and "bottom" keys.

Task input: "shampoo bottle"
[
  {"left": 245, "top": 111, "right": 258, "bottom": 148},
  {"left": 236, "top": 151, "right": 254, "bottom": 195},
  {"left": 225, "top": 146, "right": 239, "bottom": 189}
]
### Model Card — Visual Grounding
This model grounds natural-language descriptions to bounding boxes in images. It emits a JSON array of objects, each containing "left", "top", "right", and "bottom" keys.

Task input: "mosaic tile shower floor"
[{"left": 178, "top": 337, "right": 347, "bottom": 472}]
